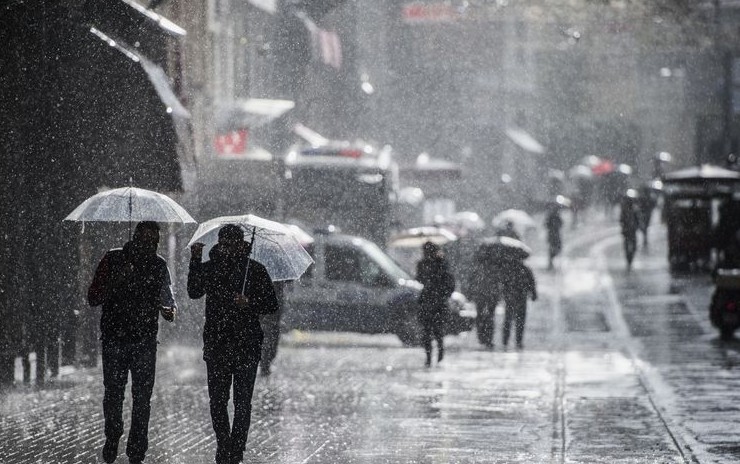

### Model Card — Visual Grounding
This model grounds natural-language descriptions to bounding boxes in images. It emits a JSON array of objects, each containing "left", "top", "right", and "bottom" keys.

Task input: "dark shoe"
[
  {"left": 230, "top": 449, "right": 244, "bottom": 464},
  {"left": 437, "top": 348, "right": 444, "bottom": 363},
  {"left": 129, "top": 459, "right": 143, "bottom": 464},
  {"left": 102, "top": 439, "right": 118, "bottom": 463},
  {"left": 216, "top": 445, "right": 230, "bottom": 464}
]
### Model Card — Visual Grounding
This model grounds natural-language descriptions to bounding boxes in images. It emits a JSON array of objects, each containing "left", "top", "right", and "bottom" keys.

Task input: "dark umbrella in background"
[{"left": 663, "top": 164, "right": 740, "bottom": 184}]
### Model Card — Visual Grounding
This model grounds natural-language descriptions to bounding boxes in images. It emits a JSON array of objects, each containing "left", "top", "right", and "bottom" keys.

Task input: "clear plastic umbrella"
[
  {"left": 64, "top": 186, "right": 196, "bottom": 237},
  {"left": 187, "top": 214, "right": 314, "bottom": 282}
]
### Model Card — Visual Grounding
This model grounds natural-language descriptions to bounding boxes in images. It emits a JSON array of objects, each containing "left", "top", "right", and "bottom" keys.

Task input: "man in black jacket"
[
  {"left": 188, "top": 224, "right": 279, "bottom": 464},
  {"left": 88, "top": 221, "right": 176, "bottom": 464}
]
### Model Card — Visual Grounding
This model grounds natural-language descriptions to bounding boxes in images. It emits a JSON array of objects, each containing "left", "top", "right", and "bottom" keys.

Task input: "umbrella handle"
[{"left": 241, "top": 227, "right": 257, "bottom": 295}]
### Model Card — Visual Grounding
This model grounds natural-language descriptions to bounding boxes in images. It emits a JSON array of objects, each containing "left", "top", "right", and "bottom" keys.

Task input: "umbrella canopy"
[
  {"left": 64, "top": 186, "right": 196, "bottom": 224},
  {"left": 388, "top": 226, "right": 458, "bottom": 249},
  {"left": 663, "top": 164, "right": 740, "bottom": 184},
  {"left": 187, "top": 214, "right": 313, "bottom": 281},
  {"left": 492, "top": 209, "right": 537, "bottom": 233},
  {"left": 477, "top": 236, "right": 531, "bottom": 261}
]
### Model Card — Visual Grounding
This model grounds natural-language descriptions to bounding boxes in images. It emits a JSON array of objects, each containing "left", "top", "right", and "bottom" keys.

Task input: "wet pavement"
[{"left": 3, "top": 214, "right": 740, "bottom": 463}]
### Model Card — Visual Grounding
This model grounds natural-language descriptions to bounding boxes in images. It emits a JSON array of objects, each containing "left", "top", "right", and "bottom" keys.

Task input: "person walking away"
[
  {"left": 620, "top": 192, "right": 640, "bottom": 271},
  {"left": 499, "top": 259, "right": 537, "bottom": 349},
  {"left": 636, "top": 186, "right": 657, "bottom": 248},
  {"left": 260, "top": 281, "right": 285, "bottom": 376},
  {"left": 188, "top": 225, "right": 279, "bottom": 464},
  {"left": 469, "top": 244, "right": 501, "bottom": 348},
  {"left": 87, "top": 221, "right": 177, "bottom": 464},
  {"left": 545, "top": 206, "right": 563, "bottom": 270},
  {"left": 416, "top": 242, "right": 455, "bottom": 367}
]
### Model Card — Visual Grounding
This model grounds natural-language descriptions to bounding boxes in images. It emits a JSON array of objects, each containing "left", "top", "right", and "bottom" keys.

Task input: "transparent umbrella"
[
  {"left": 63, "top": 186, "right": 196, "bottom": 237},
  {"left": 187, "top": 214, "right": 314, "bottom": 282}
]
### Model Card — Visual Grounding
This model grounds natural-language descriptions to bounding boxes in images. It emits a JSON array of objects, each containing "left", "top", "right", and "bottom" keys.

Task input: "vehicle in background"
[
  {"left": 281, "top": 142, "right": 399, "bottom": 246},
  {"left": 282, "top": 231, "right": 475, "bottom": 345},
  {"left": 710, "top": 269, "right": 740, "bottom": 340}
]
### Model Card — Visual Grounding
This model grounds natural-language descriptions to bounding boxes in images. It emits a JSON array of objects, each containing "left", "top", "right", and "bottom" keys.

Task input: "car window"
[
  {"left": 326, "top": 244, "right": 383, "bottom": 286},
  {"left": 359, "top": 241, "right": 411, "bottom": 281},
  {"left": 302, "top": 244, "right": 315, "bottom": 279}
]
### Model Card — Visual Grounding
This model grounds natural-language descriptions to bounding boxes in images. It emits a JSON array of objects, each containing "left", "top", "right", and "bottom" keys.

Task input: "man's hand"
[
  {"left": 191, "top": 242, "right": 205, "bottom": 261},
  {"left": 234, "top": 293, "right": 249, "bottom": 309},
  {"left": 161, "top": 306, "right": 176, "bottom": 322}
]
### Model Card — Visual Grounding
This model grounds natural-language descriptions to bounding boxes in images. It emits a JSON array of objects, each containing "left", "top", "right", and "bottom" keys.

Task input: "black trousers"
[
  {"left": 502, "top": 299, "right": 527, "bottom": 346},
  {"left": 206, "top": 342, "right": 261, "bottom": 457},
  {"left": 102, "top": 339, "right": 157, "bottom": 462}
]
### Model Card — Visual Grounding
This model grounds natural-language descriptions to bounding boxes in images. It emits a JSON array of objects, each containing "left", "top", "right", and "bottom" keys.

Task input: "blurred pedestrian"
[
  {"left": 499, "top": 259, "right": 537, "bottom": 349},
  {"left": 620, "top": 191, "right": 640, "bottom": 271},
  {"left": 416, "top": 241, "right": 455, "bottom": 367},
  {"left": 260, "top": 281, "right": 285, "bottom": 376},
  {"left": 188, "top": 225, "right": 279, "bottom": 464},
  {"left": 87, "top": 221, "right": 177, "bottom": 464},
  {"left": 545, "top": 205, "right": 563, "bottom": 270},
  {"left": 636, "top": 186, "right": 657, "bottom": 248},
  {"left": 469, "top": 245, "right": 501, "bottom": 348}
]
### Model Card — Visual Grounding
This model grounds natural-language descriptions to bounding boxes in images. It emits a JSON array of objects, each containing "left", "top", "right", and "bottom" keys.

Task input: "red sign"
[
  {"left": 215, "top": 129, "right": 248, "bottom": 156},
  {"left": 402, "top": 3, "right": 459, "bottom": 23}
]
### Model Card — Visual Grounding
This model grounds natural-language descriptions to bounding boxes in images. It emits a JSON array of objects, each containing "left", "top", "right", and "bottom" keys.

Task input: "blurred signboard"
[{"left": 402, "top": 3, "right": 460, "bottom": 23}]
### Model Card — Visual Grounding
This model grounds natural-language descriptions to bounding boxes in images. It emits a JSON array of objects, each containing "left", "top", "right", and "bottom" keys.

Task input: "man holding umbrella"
[
  {"left": 87, "top": 221, "right": 177, "bottom": 464},
  {"left": 187, "top": 224, "right": 279, "bottom": 464}
]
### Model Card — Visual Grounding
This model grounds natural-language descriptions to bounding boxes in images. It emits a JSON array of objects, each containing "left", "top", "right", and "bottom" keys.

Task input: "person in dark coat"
[
  {"left": 620, "top": 193, "right": 640, "bottom": 271},
  {"left": 416, "top": 241, "right": 455, "bottom": 367},
  {"left": 259, "top": 281, "right": 285, "bottom": 376},
  {"left": 469, "top": 245, "right": 502, "bottom": 348},
  {"left": 499, "top": 259, "right": 537, "bottom": 349},
  {"left": 545, "top": 206, "right": 563, "bottom": 270},
  {"left": 87, "top": 221, "right": 177, "bottom": 464},
  {"left": 188, "top": 224, "right": 279, "bottom": 464}
]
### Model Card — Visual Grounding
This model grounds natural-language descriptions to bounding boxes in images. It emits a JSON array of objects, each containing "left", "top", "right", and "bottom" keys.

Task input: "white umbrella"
[
  {"left": 492, "top": 209, "right": 537, "bottom": 234},
  {"left": 388, "top": 226, "right": 458, "bottom": 249},
  {"left": 187, "top": 214, "right": 313, "bottom": 282},
  {"left": 64, "top": 186, "right": 196, "bottom": 237}
]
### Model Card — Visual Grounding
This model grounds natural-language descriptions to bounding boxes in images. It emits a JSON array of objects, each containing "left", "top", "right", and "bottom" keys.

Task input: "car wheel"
[{"left": 395, "top": 308, "right": 422, "bottom": 347}]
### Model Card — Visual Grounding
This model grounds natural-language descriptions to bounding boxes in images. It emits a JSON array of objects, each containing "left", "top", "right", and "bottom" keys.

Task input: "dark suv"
[{"left": 282, "top": 232, "right": 475, "bottom": 345}]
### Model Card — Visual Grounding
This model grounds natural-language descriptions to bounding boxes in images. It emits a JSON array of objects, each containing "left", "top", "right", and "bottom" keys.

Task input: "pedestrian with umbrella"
[
  {"left": 470, "top": 236, "right": 533, "bottom": 348},
  {"left": 499, "top": 255, "right": 537, "bottom": 349},
  {"left": 87, "top": 221, "right": 178, "bottom": 464},
  {"left": 187, "top": 215, "right": 311, "bottom": 464},
  {"left": 67, "top": 185, "right": 195, "bottom": 464}
]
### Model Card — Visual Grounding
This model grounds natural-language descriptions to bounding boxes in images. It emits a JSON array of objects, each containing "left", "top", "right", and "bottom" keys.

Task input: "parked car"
[{"left": 282, "top": 231, "right": 475, "bottom": 345}]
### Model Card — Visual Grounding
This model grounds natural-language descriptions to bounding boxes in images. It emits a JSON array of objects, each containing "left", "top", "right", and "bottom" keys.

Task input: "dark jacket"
[
  {"left": 620, "top": 202, "right": 639, "bottom": 238},
  {"left": 88, "top": 241, "right": 173, "bottom": 343},
  {"left": 469, "top": 252, "right": 502, "bottom": 308},
  {"left": 416, "top": 256, "right": 455, "bottom": 319},
  {"left": 500, "top": 260, "right": 537, "bottom": 305},
  {"left": 187, "top": 244, "right": 279, "bottom": 363}
]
